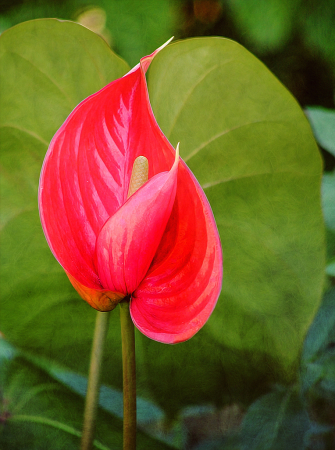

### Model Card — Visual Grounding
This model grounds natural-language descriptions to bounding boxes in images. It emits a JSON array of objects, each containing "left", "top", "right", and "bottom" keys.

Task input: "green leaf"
[
  {"left": 0, "top": 338, "right": 175, "bottom": 450},
  {"left": 238, "top": 386, "right": 310, "bottom": 450},
  {"left": 0, "top": 338, "right": 113, "bottom": 450},
  {"left": 305, "top": 108, "right": 335, "bottom": 157},
  {"left": 322, "top": 171, "right": 335, "bottom": 232},
  {"left": 148, "top": 37, "right": 324, "bottom": 386},
  {"left": 0, "top": 21, "right": 325, "bottom": 418},
  {"left": 302, "top": 288, "right": 335, "bottom": 365},
  {"left": 21, "top": 350, "right": 164, "bottom": 424}
]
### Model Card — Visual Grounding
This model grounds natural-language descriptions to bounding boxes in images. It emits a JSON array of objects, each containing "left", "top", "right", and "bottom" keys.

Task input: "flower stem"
[
  {"left": 118, "top": 154, "right": 146, "bottom": 449},
  {"left": 81, "top": 311, "right": 110, "bottom": 450},
  {"left": 119, "top": 301, "right": 136, "bottom": 450}
]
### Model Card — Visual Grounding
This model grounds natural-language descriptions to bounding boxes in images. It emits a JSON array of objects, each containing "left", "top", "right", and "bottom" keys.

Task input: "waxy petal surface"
[
  {"left": 131, "top": 164, "right": 223, "bottom": 343},
  {"left": 96, "top": 154, "right": 179, "bottom": 294}
]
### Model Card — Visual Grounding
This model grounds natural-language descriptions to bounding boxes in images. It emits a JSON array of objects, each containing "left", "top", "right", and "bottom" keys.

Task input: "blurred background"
[{"left": 1, "top": 0, "right": 334, "bottom": 169}]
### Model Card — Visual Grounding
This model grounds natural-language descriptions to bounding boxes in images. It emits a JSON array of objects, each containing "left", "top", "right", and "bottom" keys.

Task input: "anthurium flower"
[{"left": 38, "top": 40, "right": 223, "bottom": 343}]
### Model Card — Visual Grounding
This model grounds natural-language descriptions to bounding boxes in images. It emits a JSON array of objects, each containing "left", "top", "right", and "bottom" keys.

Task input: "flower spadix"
[{"left": 38, "top": 40, "right": 223, "bottom": 343}]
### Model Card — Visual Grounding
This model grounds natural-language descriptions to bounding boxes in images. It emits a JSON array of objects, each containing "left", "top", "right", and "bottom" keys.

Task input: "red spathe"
[{"left": 38, "top": 40, "right": 223, "bottom": 343}]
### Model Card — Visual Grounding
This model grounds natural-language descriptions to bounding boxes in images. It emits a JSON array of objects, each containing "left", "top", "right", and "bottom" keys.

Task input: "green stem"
[
  {"left": 81, "top": 311, "right": 110, "bottom": 450},
  {"left": 119, "top": 301, "right": 136, "bottom": 450}
]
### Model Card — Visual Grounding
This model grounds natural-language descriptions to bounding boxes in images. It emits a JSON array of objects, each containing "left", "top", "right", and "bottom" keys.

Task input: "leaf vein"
[
  {"left": 0, "top": 123, "right": 49, "bottom": 147},
  {"left": 185, "top": 120, "right": 285, "bottom": 162},
  {"left": 164, "top": 60, "right": 236, "bottom": 138},
  {"left": 8, "top": 51, "right": 76, "bottom": 109}
]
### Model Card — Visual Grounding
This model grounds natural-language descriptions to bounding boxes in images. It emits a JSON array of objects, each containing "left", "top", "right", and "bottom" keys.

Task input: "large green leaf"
[
  {"left": 0, "top": 20, "right": 325, "bottom": 419},
  {"left": 148, "top": 37, "right": 324, "bottom": 380}
]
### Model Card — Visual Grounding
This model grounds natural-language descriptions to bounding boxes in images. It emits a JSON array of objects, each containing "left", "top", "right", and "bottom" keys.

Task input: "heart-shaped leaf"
[{"left": 148, "top": 37, "right": 325, "bottom": 387}]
